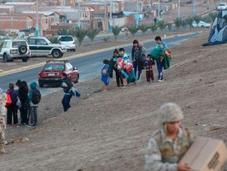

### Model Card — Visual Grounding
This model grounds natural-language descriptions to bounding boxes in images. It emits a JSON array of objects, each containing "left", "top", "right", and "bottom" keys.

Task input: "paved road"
[{"left": 0, "top": 33, "right": 197, "bottom": 94}]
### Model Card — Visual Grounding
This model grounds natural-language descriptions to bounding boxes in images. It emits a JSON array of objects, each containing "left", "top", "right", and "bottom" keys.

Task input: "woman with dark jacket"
[
  {"left": 131, "top": 40, "right": 145, "bottom": 80},
  {"left": 16, "top": 80, "right": 29, "bottom": 125}
]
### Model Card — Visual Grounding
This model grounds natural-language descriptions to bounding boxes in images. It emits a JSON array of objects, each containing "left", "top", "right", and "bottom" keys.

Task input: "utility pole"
[
  {"left": 137, "top": 0, "right": 139, "bottom": 12},
  {"left": 208, "top": 0, "right": 211, "bottom": 11},
  {"left": 177, "top": 0, "right": 181, "bottom": 18},
  {"left": 35, "top": 0, "right": 39, "bottom": 36},
  {"left": 104, "top": 0, "right": 108, "bottom": 31},
  {"left": 158, "top": 0, "right": 160, "bottom": 18},
  {"left": 192, "top": 0, "right": 196, "bottom": 16},
  {"left": 109, "top": 0, "right": 113, "bottom": 31},
  {"left": 78, "top": 0, "right": 81, "bottom": 28}
]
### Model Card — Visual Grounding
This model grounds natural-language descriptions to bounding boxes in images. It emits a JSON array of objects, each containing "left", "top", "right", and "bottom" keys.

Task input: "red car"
[{"left": 38, "top": 60, "right": 79, "bottom": 87}]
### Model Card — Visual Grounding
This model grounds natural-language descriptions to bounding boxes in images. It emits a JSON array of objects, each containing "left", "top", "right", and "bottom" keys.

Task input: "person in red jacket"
[{"left": 5, "top": 83, "right": 18, "bottom": 126}]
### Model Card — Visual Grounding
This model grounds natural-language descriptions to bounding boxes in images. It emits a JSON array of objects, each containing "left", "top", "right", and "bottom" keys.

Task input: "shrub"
[
  {"left": 174, "top": 18, "right": 183, "bottom": 29},
  {"left": 112, "top": 26, "right": 121, "bottom": 40},
  {"left": 87, "top": 29, "right": 100, "bottom": 42},
  {"left": 72, "top": 27, "right": 87, "bottom": 46},
  {"left": 139, "top": 25, "right": 149, "bottom": 34},
  {"left": 128, "top": 25, "right": 138, "bottom": 36}
]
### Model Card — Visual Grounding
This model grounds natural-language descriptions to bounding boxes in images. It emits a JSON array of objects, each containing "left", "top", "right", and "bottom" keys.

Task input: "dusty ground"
[{"left": 0, "top": 32, "right": 227, "bottom": 171}]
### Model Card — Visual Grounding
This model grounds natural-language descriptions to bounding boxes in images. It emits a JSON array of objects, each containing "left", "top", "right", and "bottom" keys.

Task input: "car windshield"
[
  {"left": 12, "top": 41, "right": 26, "bottom": 48},
  {"left": 43, "top": 64, "right": 65, "bottom": 71},
  {"left": 59, "top": 36, "right": 73, "bottom": 42}
]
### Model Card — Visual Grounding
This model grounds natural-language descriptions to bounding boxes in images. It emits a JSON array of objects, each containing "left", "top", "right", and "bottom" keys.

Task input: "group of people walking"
[
  {"left": 100, "top": 36, "right": 171, "bottom": 90},
  {"left": 4, "top": 80, "right": 41, "bottom": 127}
]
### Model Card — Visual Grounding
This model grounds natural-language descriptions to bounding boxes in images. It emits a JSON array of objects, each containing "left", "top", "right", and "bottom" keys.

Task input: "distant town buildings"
[{"left": 0, "top": 0, "right": 176, "bottom": 35}]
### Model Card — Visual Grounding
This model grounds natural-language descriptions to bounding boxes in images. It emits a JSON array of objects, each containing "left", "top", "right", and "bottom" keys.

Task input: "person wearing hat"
[{"left": 145, "top": 103, "right": 193, "bottom": 171}]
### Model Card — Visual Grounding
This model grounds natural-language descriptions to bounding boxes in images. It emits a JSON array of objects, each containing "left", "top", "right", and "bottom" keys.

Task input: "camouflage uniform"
[
  {"left": 145, "top": 103, "right": 193, "bottom": 171},
  {"left": 0, "top": 89, "right": 6, "bottom": 153},
  {"left": 145, "top": 127, "right": 193, "bottom": 171}
]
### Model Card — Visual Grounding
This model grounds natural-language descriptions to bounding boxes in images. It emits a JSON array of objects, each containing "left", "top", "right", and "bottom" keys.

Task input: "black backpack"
[{"left": 31, "top": 89, "right": 41, "bottom": 104}]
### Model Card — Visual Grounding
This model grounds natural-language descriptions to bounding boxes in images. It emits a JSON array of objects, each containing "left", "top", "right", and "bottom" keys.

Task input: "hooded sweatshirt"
[{"left": 28, "top": 82, "right": 38, "bottom": 106}]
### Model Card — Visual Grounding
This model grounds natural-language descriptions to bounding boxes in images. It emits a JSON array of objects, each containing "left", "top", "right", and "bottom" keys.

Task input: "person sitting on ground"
[
  {"left": 145, "top": 103, "right": 193, "bottom": 171},
  {"left": 101, "top": 59, "right": 111, "bottom": 91},
  {"left": 144, "top": 54, "right": 155, "bottom": 83}
]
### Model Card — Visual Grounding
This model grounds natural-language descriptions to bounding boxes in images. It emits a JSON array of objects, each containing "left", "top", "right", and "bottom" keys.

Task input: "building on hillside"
[
  {"left": 82, "top": 0, "right": 127, "bottom": 31},
  {"left": 21, "top": 11, "right": 65, "bottom": 35},
  {"left": 39, "top": 6, "right": 94, "bottom": 30},
  {"left": 0, "top": 5, "right": 14, "bottom": 15},
  {"left": 4, "top": 2, "right": 36, "bottom": 13},
  {"left": 0, "top": 14, "right": 33, "bottom": 31}
]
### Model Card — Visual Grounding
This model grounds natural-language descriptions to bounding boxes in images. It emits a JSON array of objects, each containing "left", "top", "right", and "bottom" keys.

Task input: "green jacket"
[
  {"left": 150, "top": 42, "right": 166, "bottom": 60},
  {"left": 163, "top": 55, "right": 171, "bottom": 70}
]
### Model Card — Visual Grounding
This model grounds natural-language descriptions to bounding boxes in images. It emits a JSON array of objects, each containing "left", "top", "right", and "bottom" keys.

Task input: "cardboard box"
[{"left": 180, "top": 137, "right": 227, "bottom": 171}]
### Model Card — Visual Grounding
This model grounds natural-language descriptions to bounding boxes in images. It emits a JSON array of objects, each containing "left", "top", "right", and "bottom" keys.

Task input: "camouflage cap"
[{"left": 160, "top": 103, "right": 184, "bottom": 123}]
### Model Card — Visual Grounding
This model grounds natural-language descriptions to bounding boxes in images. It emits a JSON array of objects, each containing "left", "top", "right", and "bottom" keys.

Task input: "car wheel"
[
  {"left": 3, "top": 53, "right": 8, "bottom": 63},
  {"left": 52, "top": 49, "right": 62, "bottom": 58}
]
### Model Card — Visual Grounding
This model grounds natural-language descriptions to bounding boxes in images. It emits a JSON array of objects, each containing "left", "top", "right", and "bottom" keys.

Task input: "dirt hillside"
[{"left": 1, "top": 32, "right": 227, "bottom": 171}]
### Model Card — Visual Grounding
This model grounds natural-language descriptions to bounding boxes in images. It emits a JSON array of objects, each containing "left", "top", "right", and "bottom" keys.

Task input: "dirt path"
[{"left": 1, "top": 32, "right": 227, "bottom": 171}]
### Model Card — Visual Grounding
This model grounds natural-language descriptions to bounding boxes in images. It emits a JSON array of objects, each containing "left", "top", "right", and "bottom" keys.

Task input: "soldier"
[
  {"left": 0, "top": 88, "right": 6, "bottom": 154},
  {"left": 145, "top": 103, "right": 193, "bottom": 171}
]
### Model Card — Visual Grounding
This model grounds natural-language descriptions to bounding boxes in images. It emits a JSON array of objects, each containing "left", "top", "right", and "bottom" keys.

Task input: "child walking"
[
  {"left": 144, "top": 55, "right": 155, "bottom": 82},
  {"left": 101, "top": 59, "right": 111, "bottom": 91}
]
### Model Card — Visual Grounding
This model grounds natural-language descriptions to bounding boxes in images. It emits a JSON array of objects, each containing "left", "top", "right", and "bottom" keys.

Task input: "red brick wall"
[
  {"left": 0, "top": 16, "right": 33, "bottom": 30},
  {"left": 126, "top": 16, "right": 135, "bottom": 26}
]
